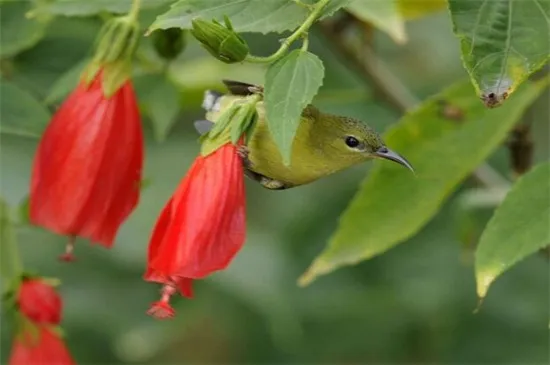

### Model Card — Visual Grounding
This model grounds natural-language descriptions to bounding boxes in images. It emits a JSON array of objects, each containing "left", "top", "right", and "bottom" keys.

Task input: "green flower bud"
[
  {"left": 190, "top": 16, "right": 249, "bottom": 64},
  {"left": 151, "top": 28, "right": 187, "bottom": 61}
]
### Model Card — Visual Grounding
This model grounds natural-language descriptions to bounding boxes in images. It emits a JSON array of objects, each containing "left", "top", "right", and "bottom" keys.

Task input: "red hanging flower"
[
  {"left": 29, "top": 70, "right": 144, "bottom": 260},
  {"left": 17, "top": 278, "right": 62, "bottom": 325},
  {"left": 144, "top": 143, "right": 246, "bottom": 318},
  {"left": 9, "top": 326, "right": 75, "bottom": 365}
]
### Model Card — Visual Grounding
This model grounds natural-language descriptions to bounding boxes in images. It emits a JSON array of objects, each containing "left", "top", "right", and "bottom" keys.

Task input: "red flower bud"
[
  {"left": 144, "top": 143, "right": 246, "bottom": 318},
  {"left": 17, "top": 278, "right": 62, "bottom": 325},
  {"left": 9, "top": 326, "right": 75, "bottom": 365},
  {"left": 30, "top": 70, "right": 144, "bottom": 259}
]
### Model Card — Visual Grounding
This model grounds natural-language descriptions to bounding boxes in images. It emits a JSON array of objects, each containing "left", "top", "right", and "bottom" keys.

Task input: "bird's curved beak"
[{"left": 374, "top": 147, "right": 415, "bottom": 173}]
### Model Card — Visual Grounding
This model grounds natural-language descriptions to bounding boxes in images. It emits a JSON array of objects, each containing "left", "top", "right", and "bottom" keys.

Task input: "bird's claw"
[{"left": 237, "top": 145, "right": 252, "bottom": 168}]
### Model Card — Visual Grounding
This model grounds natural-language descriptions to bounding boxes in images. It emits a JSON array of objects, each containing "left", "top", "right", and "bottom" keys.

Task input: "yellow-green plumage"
[{"left": 202, "top": 80, "right": 411, "bottom": 190}]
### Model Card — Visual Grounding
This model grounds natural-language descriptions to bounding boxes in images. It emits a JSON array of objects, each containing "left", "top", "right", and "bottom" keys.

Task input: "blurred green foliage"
[
  {"left": 0, "top": 2, "right": 549, "bottom": 365},
  {"left": 301, "top": 79, "right": 547, "bottom": 286}
]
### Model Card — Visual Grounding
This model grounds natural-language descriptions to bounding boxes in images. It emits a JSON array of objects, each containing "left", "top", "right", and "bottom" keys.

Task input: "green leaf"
[
  {"left": 10, "top": 17, "right": 99, "bottom": 98},
  {"left": 397, "top": 0, "right": 446, "bottom": 19},
  {"left": 149, "top": 0, "right": 350, "bottom": 34},
  {"left": 134, "top": 74, "right": 181, "bottom": 142},
  {"left": 346, "top": 0, "right": 406, "bottom": 44},
  {"left": 475, "top": 162, "right": 550, "bottom": 299},
  {"left": 0, "top": 1, "right": 49, "bottom": 58},
  {"left": 448, "top": 0, "right": 550, "bottom": 108},
  {"left": 298, "top": 78, "right": 548, "bottom": 286},
  {"left": 264, "top": 49, "right": 324, "bottom": 165},
  {"left": 0, "top": 197, "right": 21, "bottom": 292},
  {"left": 35, "top": 0, "right": 172, "bottom": 16},
  {"left": 0, "top": 80, "right": 50, "bottom": 138},
  {"left": 45, "top": 58, "right": 89, "bottom": 105}
]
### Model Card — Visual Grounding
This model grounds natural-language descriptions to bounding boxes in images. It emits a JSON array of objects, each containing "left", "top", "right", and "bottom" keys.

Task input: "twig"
[
  {"left": 318, "top": 17, "right": 510, "bottom": 189},
  {"left": 318, "top": 20, "right": 416, "bottom": 112},
  {"left": 245, "top": 0, "right": 330, "bottom": 64},
  {"left": 507, "top": 124, "right": 533, "bottom": 178}
]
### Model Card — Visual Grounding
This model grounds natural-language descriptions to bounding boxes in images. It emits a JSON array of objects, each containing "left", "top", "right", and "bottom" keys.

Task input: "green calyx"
[
  {"left": 191, "top": 16, "right": 249, "bottom": 64},
  {"left": 93, "top": 16, "right": 140, "bottom": 66},
  {"left": 82, "top": 15, "right": 141, "bottom": 97},
  {"left": 200, "top": 94, "right": 261, "bottom": 156},
  {"left": 82, "top": 60, "right": 131, "bottom": 98}
]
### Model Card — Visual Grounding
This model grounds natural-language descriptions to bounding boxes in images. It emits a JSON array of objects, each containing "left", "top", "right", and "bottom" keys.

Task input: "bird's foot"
[
  {"left": 237, "top": 145, "right": 289, "bottom": 190},
  {"left": 259, "top": 177, "right": 288, "bottom": 190},
  {"left": 237, "top": 145, "right": 252, "bottom": 169}
]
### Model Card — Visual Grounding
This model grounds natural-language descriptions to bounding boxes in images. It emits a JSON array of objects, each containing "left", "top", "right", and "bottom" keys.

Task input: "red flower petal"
[
  {"left": 17, "top": 279, "right": 62, "bottom": 325},
  {"left": 30, "top": 70, "right": 143, "bottom": 248},
  {"left": 143, "top": 196, "right": 194, "bottom": 298},
  {"left": 9, "top": 326, "right": 75, "bottom": 365},
  {"left": 144, "top": 196, "right": 175, "bottom": 283},
  {"left": 149, "top": 143, "right": 246, "bottom": 279},
  {"left": 175, "top": 277, "right": 194, "bottom": 298}
]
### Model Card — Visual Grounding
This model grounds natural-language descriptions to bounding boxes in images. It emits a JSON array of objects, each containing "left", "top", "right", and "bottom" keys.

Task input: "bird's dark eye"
[{"left": 345, "top": 136, "right": 360, "bottom": 148}]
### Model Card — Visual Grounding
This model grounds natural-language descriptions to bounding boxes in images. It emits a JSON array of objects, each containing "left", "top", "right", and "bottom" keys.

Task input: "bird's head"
[{"left": 316, "top": 113, "right": 414, "bottom": 173}]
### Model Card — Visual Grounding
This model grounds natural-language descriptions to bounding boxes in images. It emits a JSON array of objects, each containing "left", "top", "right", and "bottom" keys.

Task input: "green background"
[{"left": 1, "top": 6, "right": 549, "bottom": 364}]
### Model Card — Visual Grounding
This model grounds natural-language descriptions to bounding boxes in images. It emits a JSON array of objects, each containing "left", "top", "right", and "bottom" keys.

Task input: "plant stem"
[
  {"left": 245, "top": 0, "right": 330, "bottom": 64},
  {"left": 128, "top": 0, "right": 141, "bottom": 22},
  {"left": 293, "top": 0, "right": 314, "bottom": 9},
  {"left": 318, "top": 16, "right": 510, "bottom": 189},
  {"left": 301, "top": 35, "right": 310, "bottom": 52}
]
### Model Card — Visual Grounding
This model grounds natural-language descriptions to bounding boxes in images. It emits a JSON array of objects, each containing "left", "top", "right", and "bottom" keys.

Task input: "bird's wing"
[{"left": 222, "top": 79, "right": 263, "bottom": 96}]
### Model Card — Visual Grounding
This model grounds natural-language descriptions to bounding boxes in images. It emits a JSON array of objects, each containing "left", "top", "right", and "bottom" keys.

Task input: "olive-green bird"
[{"left": 195, "top": 80, "right": 413, "bottom": 190}]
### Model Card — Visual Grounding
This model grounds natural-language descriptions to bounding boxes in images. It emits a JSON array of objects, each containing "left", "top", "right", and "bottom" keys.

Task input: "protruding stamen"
[
  {"left": 147, "top": 282, "right": 177, "bottom": 319},
  {"left": 58, "top": 236, "right": 76, "bottom": 262}
]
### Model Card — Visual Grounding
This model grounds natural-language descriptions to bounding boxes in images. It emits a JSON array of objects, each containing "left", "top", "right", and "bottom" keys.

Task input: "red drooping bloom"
[
  {"left": 30, "top": 70, "right": 144, "bottom": 260},
  {"left": 9, "top": 326, "right": 75, "bottom": 365},
  {"left": 17, "top": 278, "right": 62, "bottom": 325},
  {"left": 144, "top": 143, "right": 246, "bottom": 318}
]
